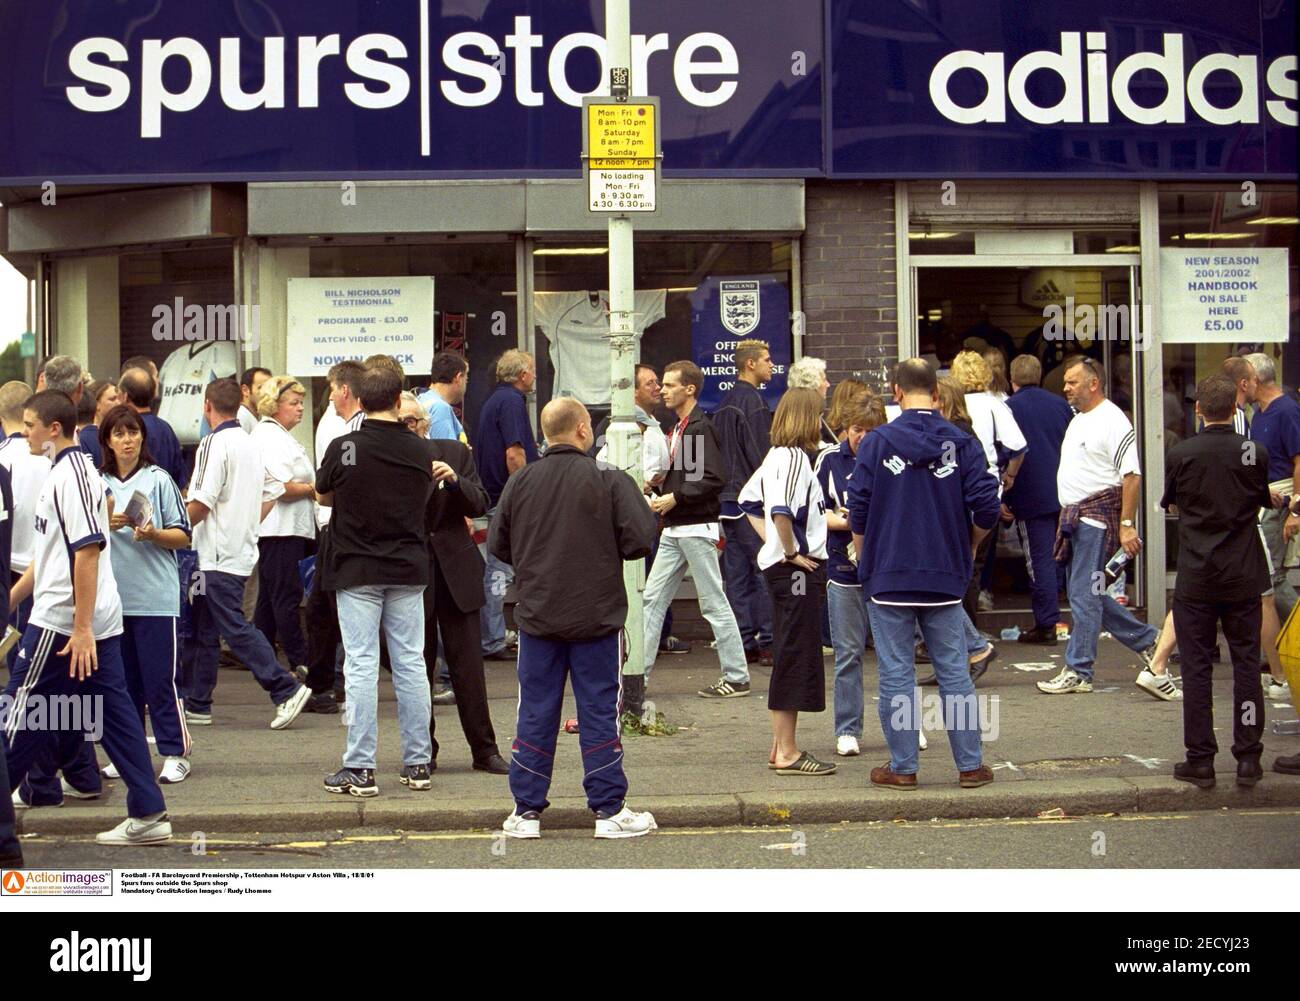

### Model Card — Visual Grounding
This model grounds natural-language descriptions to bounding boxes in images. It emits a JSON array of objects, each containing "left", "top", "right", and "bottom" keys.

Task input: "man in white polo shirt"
[
  {"left": 5, "top": 390, "right": 171, "bottom": 845},
  {"left": 181, "top": 379, "right": 311, "bottom": 729},
  {"left": 1039, "top": 358, "right": 1159, "bottom": 695}
]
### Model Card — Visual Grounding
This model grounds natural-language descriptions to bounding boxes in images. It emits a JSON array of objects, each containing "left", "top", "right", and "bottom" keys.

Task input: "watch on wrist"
[{"left": 1120, "top": 519, "right": 1134, "bottom": 528}]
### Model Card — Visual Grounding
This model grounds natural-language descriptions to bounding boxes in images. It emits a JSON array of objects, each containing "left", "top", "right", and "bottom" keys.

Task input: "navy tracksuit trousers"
[
  {"left": 510, "top": 630, "right": 627, "bottom": 816},
  {"left": 4, "top": 627, "right": 166, "bottom": 818},
  {"left": 121, "top": 615, "right": 189, "bottom": 758}
]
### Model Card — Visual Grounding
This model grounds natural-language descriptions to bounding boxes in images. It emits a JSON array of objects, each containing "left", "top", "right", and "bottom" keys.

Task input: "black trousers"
[
  {"left": 254, "top": 536, "right": 309, "bottom": 668},
  {"left": 763, "top": 561, "right": 826, "bottom": 713},
  {"left": 1172, "top": 595, "right": 1265, "bottom": 764},
  {"left": 304, "top": 573, "right": 342, "bottom": 696},
  {"left": 424, "top": 555, "right": 498, "bottom": 764}
]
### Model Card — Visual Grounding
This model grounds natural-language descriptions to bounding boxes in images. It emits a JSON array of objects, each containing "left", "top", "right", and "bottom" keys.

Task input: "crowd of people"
[{"left": 1, "top": 336, "right": 1298, "bottom": 859}]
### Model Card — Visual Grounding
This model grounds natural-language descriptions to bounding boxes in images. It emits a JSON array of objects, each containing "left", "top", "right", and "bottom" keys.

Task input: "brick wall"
[{"left": 801, "top": 180, "right": 899, "bottom": 392}]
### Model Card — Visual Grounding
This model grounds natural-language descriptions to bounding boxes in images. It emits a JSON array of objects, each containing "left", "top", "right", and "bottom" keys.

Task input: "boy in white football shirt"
[{"left": 4, "top": 391, "right": 171, "bottom": 845}]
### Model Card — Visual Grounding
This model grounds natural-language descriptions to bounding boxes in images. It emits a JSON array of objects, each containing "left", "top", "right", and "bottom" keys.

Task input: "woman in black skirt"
[{"left": 738, "top": 387, "right": 834, "bottom": 775}]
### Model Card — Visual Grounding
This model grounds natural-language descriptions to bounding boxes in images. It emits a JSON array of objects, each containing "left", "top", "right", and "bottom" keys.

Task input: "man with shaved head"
[
  {"left": 489, "top": 396, "right": 658, "bottom": 840},
  {"left": 119, "top": 366, "right": 187, "bottom": 488}
]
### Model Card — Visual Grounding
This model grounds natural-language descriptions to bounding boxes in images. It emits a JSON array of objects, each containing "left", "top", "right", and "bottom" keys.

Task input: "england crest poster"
[{"left": 690, "top": 274, "right": 791, "bottom": 411}]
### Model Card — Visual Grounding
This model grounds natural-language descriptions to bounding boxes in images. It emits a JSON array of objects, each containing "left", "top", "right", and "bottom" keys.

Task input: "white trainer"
[
  {"left": 159, "top": 757, "right": 191, "bottom": 784},
  {"left": 95, "top": 813, "right": 172, "bottom": 846},
  {"left": 835, "top": 735, "right": 860, "bottom": 757},
  {"left": 1037, "top": 668, "right": 1092, "bottom": 694},
  {"left": 62, "top": 777, "right": 101, "bottom": 798},
  {"left": 270, "top": 685, "right": 312, "bottom": 730},
  {"left": 11, "top": 787, "right": 29, "bottom": 810},
  {"left": 1136, "top": 669, "right": 1182, "bottom": 702},
  {"left": 184, "top": 709, "right": 212, "bottom": 727},
  {"left": 502, "top": 810, "right": 541, "bottom": 839},
  {"left": 918, "top": 728, "right": 928, "bottom": 750},
  {"left": 100, "top": 762, "right": 120, "bottom": 780},
  {"left": 594, "top": 806, "right": 657, "bottom": 839},
  {"left": 1266, "top": 679, "right": 1291, "bottom": 702}
]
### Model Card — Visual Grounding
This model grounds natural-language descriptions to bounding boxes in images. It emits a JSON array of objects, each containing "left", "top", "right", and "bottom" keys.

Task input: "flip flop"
[{"left": 774, "top": 752, "right": 837, "bottom": 776}]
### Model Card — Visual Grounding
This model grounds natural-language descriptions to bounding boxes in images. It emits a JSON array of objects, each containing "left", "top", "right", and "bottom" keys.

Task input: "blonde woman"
[
  {"left": 739, "top": 388, "right": 835, "bottom": 775},
  {"left": 251, "top": 375, "right": 317, "bottom": 676}
]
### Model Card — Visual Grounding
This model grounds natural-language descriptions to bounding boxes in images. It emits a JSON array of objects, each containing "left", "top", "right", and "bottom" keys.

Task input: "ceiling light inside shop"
[
  {"left": 908, "top": 232, "right": 959, "bottom": 240},
  {"left": 1178, "top": 232, "right": 1253, "bottom": 240},
  {"left": 1105, "top": 245, "right": 1141, "bottom": 252},
  {"left": 926, "top": 309, "right": 943, "bottom": 321},
  {"left": 1246, "top": 217, "right": 1300, "bottom": 225},
  {"left": 533, "top": 247, "right": 609, "bottom": 255}
]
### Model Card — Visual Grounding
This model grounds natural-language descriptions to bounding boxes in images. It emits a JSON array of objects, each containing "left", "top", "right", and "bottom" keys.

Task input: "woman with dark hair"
[
  {"left": 739, "top": 387, "right": 834, "bottom": 775},
  {"left": 98, "top": 405, "right": 194, "bottom": 784}
]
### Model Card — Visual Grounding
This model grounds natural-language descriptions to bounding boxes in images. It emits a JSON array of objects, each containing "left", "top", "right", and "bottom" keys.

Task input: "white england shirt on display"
[
  {"left": 157, "top": 340, "right": 240, "bottom": 445},
  {"left": 533, "top": 290, "right": 666, "bottom": 406}
]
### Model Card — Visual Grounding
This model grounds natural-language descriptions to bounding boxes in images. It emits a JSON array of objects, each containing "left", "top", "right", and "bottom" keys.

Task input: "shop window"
[
  {"left": 1158, "top": 184, "right": 1299, "bottom": 573},
  {"left": 531, "top": 239, "right": 794, "bottom": 428},
  {"left": 118, "top": 245, "right": 234, "bottom": 376},
  {"left": 306, "top": 241, "right": 515, "bottom": 433}
]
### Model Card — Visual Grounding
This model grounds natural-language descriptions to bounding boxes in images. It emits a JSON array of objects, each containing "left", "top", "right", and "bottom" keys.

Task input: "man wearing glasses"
[{"left": 1039, "top": 358, "right": 1160, "bottom": 696}]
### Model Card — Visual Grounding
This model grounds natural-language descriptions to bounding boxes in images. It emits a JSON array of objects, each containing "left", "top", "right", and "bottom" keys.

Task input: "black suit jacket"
[{"left": 425, "top": 439, "right": 490, "bottom": 613}]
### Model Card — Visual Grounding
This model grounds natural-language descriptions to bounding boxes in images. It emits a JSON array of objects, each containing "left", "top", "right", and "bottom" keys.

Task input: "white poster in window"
[
  {"left": 287, "top": 277, "right": 435, "bottom": 376},
  {"left": 1160, "top": 248, "right": 1289, "bottom": 343}
]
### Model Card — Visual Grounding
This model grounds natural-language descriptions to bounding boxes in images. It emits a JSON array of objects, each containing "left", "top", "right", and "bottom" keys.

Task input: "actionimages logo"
[
  {"left": 930, "top": 31, "right": 1296, "bottom": 127},
  {"left": 2, "top": 868, "right": 113, "bottom": 897}
]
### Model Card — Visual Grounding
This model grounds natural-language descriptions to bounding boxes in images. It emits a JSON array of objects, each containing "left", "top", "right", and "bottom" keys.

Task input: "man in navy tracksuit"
[
  {"left": 1004, "top": 354, "right": 1073, "bottom": 643},
  {"left": 848, "top": 359, "right": 1001, "bottom": 789},
  {"left": 490, "top": 398, "right": 658, "bottom": 840}
]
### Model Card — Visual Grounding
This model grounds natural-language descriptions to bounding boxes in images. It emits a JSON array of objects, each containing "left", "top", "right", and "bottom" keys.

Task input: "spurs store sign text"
[{"left": 0, "top": 0, "right": 1292, "bottom": 183}]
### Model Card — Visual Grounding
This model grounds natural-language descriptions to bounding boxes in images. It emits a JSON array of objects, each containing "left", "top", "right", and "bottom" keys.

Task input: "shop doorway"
[{"left": 911, "top": 262, "right": 1144, "bottom": 617}]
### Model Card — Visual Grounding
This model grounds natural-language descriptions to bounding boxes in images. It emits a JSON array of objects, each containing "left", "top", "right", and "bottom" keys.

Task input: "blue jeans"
[
  {"left": 1022, "top": 513, "right": 1065, "bottom": 630},
  {"left": 828, "top": 582, "right": 869, "bottom": 737},
  {"left": 184, "top": 570, "right": 301, "bottom": 714},
  {"left": 1064, "top": 520, "right": 1159, "bottom": 681},
  {"left": 337, "top": 584, "right": 431, "bottom": 770},
  {"left": 480, "top": 506, "right": 514, "bottom": 656},
  {"left": 867, "top": 601, "right": 984, "bottom": 774},
  {"left": 963, "top": 611, "right": 989, "bottom": 656},
  {"left": 721, "top": 517, "right": 773, "bottom": 651}
]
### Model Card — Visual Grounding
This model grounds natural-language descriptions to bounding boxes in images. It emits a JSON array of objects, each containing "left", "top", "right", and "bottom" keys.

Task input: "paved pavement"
[
  {"left": 15, "top": 809, "right": 1300, "bottom": 869},
  {"left": 9, "top": 634, "right": 1300, "bottom": 839}
]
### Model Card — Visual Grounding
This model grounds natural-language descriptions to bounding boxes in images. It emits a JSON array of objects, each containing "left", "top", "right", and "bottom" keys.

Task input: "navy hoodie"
[{"left": 847, "top": 408, "right": 1000, "bottom": 603}]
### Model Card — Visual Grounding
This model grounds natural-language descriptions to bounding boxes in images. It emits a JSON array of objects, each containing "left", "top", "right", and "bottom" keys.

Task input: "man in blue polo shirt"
[
  {"left": 1247, "top": 352, "right": 1300, "bottom": 623},
  {"left": 1004, "top": 354, "right": 1073, "bottom": 644},
  {"left": 473, "top": 350, "right": 539, "bottom": 660},
  {"left": 419, "top": 351, "right": 471, "bottom": 444}
]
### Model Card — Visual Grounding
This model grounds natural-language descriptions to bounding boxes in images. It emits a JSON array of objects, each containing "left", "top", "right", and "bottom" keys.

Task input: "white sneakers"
[
  {"left": 502, "top": 806, "right": 658, "bottom": 840},
  {"left": 1136, "top": 669, "right": 1182, "bottom": 701},
  {"left": 101, "top": 761, "right": 121, "bottom": 780},
  {"left": 595, "top": 806, "right": 658, "bottom": 839},
  {"left": 835, "top": 735, "right": 860, "bottom": 757},
  {"left": 271, "top": 685, "right": 312, "bottom": 730},
  {"left": 1266, "top": 679, "right": 1292, "bottom": 702},
  {"left": 11, "top": 788, "right": 28, "bottom": 810},
  {"left": 159, "top": 756, "right": 191, "bottom": 784},
  {"left": 1037, "top": 668, "right": 1093, "bottom": 694},
  {"left": 502, "top": 810, "right": 541, "bottom": 839},
  {"left": 184, "top": 709, "right": 212, "bottom": 726},
  {"left": 61, "top": 778, "right": 100, "bottom": 799},
  {"left": 95, "top": 813, "right": 172, "bottom": 846}
]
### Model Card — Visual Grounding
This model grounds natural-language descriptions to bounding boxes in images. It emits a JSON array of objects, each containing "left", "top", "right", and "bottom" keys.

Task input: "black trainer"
[
  {"left": 399, "top": 764, "right": 432, "bottom": 790},
  {"left": 304, "top": 693, "right": 339, "bottom": 714},
  {"left": 324, "top": 767, "right": 378, "bottom": 797},
  {"left": 1017, "top": 626, "right": 1058, "bottom": 645}
]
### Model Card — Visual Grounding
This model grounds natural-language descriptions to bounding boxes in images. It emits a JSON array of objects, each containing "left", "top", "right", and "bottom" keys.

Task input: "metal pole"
[{"left": 605, "top": 0, "right": 646, "bottom": 717}]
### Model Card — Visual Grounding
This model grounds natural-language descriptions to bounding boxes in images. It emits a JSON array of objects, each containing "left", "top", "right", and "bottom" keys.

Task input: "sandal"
[{"left": 774, "top": 752, "right": 837, "bottom": 776}]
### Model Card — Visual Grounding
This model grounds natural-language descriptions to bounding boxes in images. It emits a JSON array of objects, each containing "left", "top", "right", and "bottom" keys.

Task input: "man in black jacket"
[
  {"left": 643, "top": 361, "right": 750, "bottom": 697},
  {"left": 711, "top": 339, "right": 775, "bottom": 663},
  {"left": 397, "top": 394, "right": 509, "bottom": 775},
  {"left": 1161, "top": 374, "right": 1270, "bottom": 789},
  {"left": 490, "top": 398, "right": 658, "bottom": 840}
]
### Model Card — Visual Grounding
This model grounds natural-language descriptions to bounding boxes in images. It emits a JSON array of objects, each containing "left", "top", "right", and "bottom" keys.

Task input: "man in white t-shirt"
[
  {"left": 302, "top": 360, "right": 366, "bottom": 713},
  {"left": 5, "top": 391, "right": 171, "bottom": 845},
  {"left": 182, "top": 379, "right": 311, "bottom": 729},
  {"left": 1039, "top": 358, "right": 1159, "bottom": 695}
]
